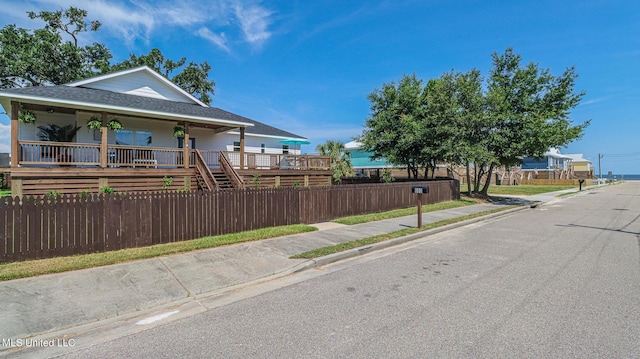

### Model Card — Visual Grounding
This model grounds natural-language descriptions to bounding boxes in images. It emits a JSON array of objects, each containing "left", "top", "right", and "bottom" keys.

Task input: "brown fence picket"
[{"left": 0, "top": 180, "right": 458, "bottom": 262}]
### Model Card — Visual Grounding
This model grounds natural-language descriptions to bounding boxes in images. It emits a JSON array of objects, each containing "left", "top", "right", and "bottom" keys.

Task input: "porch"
[{"left": 9, "top": 141, "right": 331, "bottom": 196}]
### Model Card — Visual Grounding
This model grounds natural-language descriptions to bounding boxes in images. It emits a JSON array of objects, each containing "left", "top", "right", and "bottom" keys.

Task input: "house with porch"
[
  {"left": 520, "top": 148, "right": 576, "bottom": 180},
  {"left": 0, "top": 66, "right": 331, "bottom": 196},
  {"left": 564, "top": 153, "right": 594, "bottom": 179}
]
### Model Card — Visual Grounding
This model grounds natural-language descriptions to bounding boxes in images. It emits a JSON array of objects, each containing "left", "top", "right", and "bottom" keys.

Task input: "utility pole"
[{"left": 598, "top": 153, "right": 603, "bottom": 182}]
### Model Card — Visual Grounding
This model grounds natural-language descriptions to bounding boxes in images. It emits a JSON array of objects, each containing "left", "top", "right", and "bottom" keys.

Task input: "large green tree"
[
  {"left": 0, "top": 7, "right": 215, "bottom": 104},
  {"left": 0, "top": 7, "right": 111, "bottom": 88},
  {"left": 360, "top": 74, "right": 430, "bottom": 179},
  {"left": 423, "top": 69, "right": 488, "bottom": 193},
  {"left": 316, "top": 140, "right": 354, "bottom": 182},
  {"left": 361, "top": 48, "right": 588, "bottom": 194},
  {"left": 478, "top": 48, "right": 589, "bottom": 194}
]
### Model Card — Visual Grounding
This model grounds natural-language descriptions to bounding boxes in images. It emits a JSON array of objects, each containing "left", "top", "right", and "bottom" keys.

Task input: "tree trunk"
[
  {"left": 473, "top": 163, "right": 481, "bottom": 193},
  {"left": 466, "top": 163, "right": 472, "bottom": 195},
  {"left": 480, "top": 164, "right": 495, "bottom": 196}
]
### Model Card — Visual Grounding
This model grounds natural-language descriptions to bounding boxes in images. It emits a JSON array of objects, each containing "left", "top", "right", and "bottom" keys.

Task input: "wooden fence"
[{"left": 0, "top": 180, "right": 459, "bottom": 263}]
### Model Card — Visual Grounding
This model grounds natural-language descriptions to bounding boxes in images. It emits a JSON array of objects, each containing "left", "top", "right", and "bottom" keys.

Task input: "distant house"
[
  {"left": 565, "top": 153, "right": 594, "bottom": 178},
  {"left": 344, "top": 141, "right": 393, "bottom": 177},
  {"left": 565, "top": 153, "right": 592, "bottom": 172},
  {"left": 520, "top": 148, "right": 593, "bottom": 180},
  {"left": 0, "top": 66, "right": 331, "bottom": 195},
  {"left": 521, "top": 148, "right": 573, "bottom": 172}
]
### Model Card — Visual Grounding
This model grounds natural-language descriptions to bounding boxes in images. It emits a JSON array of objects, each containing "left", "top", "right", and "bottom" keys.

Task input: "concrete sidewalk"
[{"left": 0, "top": 188, "right": 585, "bottom": 347}]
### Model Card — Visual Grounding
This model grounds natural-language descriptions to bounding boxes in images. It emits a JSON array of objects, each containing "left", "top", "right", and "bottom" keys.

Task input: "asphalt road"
[{"left": 53, "top": 183, "right": 640, "bottom": 357}]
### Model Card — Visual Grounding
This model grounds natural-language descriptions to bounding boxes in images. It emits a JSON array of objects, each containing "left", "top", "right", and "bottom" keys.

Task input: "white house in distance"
[{"left": 0, "top": 66, "right": 331, "bottom": 195}]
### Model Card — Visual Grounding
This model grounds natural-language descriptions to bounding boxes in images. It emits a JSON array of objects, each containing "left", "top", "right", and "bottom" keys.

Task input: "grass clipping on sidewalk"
[
  {"left": 0, "top": 225, "right": 317, "bottom": 282},
  {"left": 291, "top": 206, "right": 520, "bottom": 259}
]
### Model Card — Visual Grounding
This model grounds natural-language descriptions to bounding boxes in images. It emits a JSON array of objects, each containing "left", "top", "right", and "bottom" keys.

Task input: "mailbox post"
[
  {"left": 579, "top": 179, "right": 585, "bottom": 191},
  {"left": 412, "top": 185, "right": 429, "bottom": 228}
]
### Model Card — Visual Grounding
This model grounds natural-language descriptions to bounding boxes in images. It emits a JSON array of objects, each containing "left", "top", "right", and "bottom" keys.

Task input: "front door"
[{"left": 177, "top": 137, "right": 196, "bottom": 149}]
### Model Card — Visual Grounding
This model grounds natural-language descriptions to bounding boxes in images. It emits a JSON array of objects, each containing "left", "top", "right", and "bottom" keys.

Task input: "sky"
[{"left": 0, "top": 0, "right": 638, "bottom": 174}]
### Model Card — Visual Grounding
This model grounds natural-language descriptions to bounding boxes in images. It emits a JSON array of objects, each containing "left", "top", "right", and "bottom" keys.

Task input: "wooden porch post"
[
  {"left": 240, "top": 127, "right": 245, "bottom": 170},
  {"left": 183, "top": 122, "right": 190, "bottom": 168},
  {"left": 100, "top": 112, "right": 108, "bottom": 168},
  {"left": 10, "top": 101, "right": 19, "bottom": 168}
]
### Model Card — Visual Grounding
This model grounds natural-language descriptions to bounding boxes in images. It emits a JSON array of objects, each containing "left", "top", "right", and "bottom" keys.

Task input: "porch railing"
[
  {"left": 17, "top": 141, "right": 331, "bottom": 170},
  {"left": 19, "top": 141, "right": 101, "bottom": 166},
  {"left": 222, "top": 152, "right": 331, "bottom": 170},
  {"left": 107, "top": 145, "right": 195, "bottom": 168},
  {"left": 198, "top": 150, "right": 221, "bottom": 169}
]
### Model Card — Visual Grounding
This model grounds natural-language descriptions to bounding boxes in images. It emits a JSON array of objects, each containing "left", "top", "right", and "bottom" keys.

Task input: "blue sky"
[{"left": 0, "top": 0, "right": 638, "bottom": 174}]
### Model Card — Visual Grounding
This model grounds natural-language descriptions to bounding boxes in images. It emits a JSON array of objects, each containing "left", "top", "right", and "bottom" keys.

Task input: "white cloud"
[
  {"left": 580, "top": 96, "right": 611, "bottom": 106},
  {"left": 234, "top": 3, "right": 273, "bottom": 49},
  {"left": 0, "top": 0, "right": 276, "bottom": 52},
  {"left": 196, "top": 27, "right": 230, "bottom": 53}
]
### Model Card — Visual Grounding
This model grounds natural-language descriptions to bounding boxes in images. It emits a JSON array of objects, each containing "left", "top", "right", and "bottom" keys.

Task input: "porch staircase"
[
  {"left": 194, "top": 150, "right": 218, "bottom": 191},
  {"left": 219, "top": 151, "right": 245, "bottom": 190},
  {"left": 210, "top": 170, "right": 235, "bottom": 189},
  {"left": 194, "top": 150, "right": 244, "bottom": 191}
]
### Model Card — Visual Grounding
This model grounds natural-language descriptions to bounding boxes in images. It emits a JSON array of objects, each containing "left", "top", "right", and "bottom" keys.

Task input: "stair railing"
[
  {"left": 219, "top": 151, "right": 245, "bottom": 189},
  {"left": 194, "top": 149, "right": 217, "bottom": 190}
]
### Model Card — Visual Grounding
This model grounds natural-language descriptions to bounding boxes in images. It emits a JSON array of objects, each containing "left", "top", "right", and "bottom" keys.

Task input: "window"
[
  {"left": 233, "top": 141, "right": 240, "bottom": 152},
  {"left": 282, "top": 145, "right": 289, "bottom": 154},
  {"left": 116, "top": 130, "right": 152, "bottom": 146},
  {"left": 261, "top": 144, "right": 265, "bottom": 154}
]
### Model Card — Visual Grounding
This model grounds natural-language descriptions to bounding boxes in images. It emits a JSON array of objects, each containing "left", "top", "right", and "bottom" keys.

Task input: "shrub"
[
  {"left": 162, "top": 176, "right": 174, "bottom": 190},
  {"left": 100, "top": 186, "right": 114, "bottom": 194}
]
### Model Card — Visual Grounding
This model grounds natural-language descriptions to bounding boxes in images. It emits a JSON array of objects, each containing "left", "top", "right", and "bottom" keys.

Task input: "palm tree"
[
  {"left": 37, "top": 123, "right": 82, "bottom": 163},
  {"left": 37, "top": 124, "right": 82, "bottom": 142},
  {"left": 316, "top": 140, "right": 354, "bottom": 182}
]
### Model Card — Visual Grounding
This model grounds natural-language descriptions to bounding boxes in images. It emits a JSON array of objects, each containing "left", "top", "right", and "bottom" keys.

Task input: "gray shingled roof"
[{"left": 1, "top": 85, "right": 305, "bottom": 139}]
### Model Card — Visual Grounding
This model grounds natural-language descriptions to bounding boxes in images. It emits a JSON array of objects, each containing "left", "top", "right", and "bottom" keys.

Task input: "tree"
[
  {"left": 0, "top": 7, "right": 111, "bottom": 88},
  {"left": 479, "top": 48, "right": 589, "bottom": 195},
  {"left": 422, "top": 73, "right": 461, "bottom": 179},
  {"left": 0, "top": 7, "right": 215, "bottom": 105},
  {"left": 360, "top": 74, "right": 430, "bottom": 179},
  {"left": 316, "top": 140, "right": 353, "bottom": 182},
  {"left": 361, "top": 48, "right": 588, "bottom": 195},
  {"left": 37, "top": 123, "right": 82, "bottom": 142},
  {"left": 423, "top": 69, "right": 488, "bottom": 193}
]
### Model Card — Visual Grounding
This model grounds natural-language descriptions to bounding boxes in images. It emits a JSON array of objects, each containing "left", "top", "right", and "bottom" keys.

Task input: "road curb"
[{"left": 297, "top": 205, "right": 529, "bottom": 271}]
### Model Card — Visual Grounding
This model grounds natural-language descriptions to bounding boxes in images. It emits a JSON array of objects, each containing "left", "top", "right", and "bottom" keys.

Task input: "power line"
[
  {"left": 603, "top": 158, "right": 640, "bottom": 163},
  {"left": 601, "top": 151, "right": 640, "bottom": 158}
]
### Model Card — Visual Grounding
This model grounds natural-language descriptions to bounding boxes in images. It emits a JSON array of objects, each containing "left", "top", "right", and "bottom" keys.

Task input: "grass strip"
[
  {"left": 486, "top": 185, "right": 576, "bottom": 196},
  {"left": 460, "top": 184, "right": 577, "bottom": 196},
  {"left": 291, "top": 206, "right": 520, "bottom": 259},
  {"left": 0, "top": 224, "right": 317, "bottom": 282},
  {"left": 332, "top": 199, "right": 477, "bottom": 225}
]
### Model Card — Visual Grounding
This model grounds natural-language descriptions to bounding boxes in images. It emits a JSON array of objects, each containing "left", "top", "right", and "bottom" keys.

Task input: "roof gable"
[{"left": 65, "top": 66, "right": 206, "bottom": 106}]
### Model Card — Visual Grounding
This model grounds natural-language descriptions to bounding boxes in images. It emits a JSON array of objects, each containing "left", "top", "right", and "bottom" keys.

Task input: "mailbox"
[
  {"left": 578, "top": 179, "right": 585, "bottom": 191},
  {"left": 412, "top": 185, "right": 429, "bottom": 194}
]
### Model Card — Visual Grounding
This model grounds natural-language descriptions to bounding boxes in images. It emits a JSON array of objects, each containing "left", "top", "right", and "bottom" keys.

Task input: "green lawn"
[
  {"left": 461, "top": 184, "right": 576, "bottom": 196},
  {"left": 0, "top": 189, "right": 10, "bottom": 197},
  {"left": 332, "top": 199, "right": 478, "bottom": 225}
]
